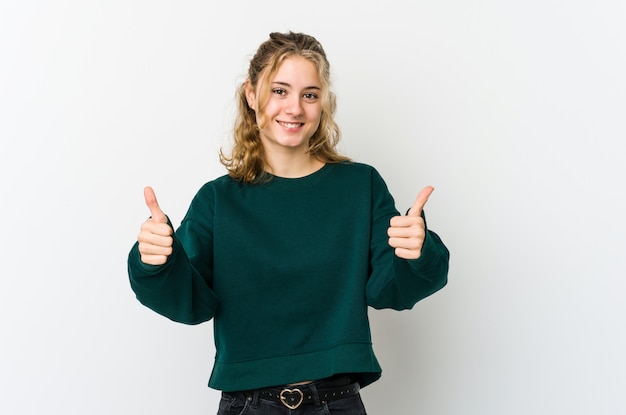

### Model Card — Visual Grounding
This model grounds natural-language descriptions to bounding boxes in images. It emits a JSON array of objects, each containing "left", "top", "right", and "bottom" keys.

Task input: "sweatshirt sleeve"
[
  {"left": 127, "top": 185, "right": 219, "bottom": 325},
  {"left": 365, "top": 169, "right": 449, "bottom": 310}
]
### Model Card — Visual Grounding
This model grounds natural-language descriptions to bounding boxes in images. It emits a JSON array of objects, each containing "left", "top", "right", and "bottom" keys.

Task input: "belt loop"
[
  {"left": 307, "top": 382, "right": 323, "bottom": 408},
  {"left": 250, "top": 389, "right": 260, "bottom": 407}
]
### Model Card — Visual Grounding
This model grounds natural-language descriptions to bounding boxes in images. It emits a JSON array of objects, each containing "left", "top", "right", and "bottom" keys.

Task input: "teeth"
[{"left": 281, "top": 122, "right": 301, "bottom": 128}]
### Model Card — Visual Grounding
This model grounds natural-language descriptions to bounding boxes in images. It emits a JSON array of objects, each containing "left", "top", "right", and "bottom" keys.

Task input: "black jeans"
[{"left": 217, "top": 376, "right": 367, "bottom": 415}]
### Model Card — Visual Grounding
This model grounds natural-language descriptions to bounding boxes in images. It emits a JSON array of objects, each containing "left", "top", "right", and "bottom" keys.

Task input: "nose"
[{"left": 286, "top": 96, "right": 303, "bottom": 117}]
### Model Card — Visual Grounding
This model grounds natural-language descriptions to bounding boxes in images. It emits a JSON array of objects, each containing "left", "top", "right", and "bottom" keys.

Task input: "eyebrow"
[{"left": 271, "top": 81, "right": 321, "bottom": 91}]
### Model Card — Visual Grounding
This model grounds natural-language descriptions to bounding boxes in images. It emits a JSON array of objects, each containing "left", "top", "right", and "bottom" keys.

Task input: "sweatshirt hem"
[{"left": 208, "top": 341, "right": 382, "bottom": 392}]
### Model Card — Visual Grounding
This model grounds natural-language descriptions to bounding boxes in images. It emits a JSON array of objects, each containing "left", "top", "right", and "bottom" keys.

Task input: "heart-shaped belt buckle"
[{"left": 280, "top": 388, "right": 304, "bottom": 409}]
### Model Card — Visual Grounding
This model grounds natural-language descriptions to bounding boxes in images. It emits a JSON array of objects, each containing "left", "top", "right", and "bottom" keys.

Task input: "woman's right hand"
[{"left": 137, "top": 186, "right": 173, "bottom": 265}]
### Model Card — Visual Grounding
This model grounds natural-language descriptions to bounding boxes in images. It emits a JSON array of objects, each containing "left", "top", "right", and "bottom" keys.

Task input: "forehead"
[{"left": 271, "top": 56, "right": 321, "bottom": 86}]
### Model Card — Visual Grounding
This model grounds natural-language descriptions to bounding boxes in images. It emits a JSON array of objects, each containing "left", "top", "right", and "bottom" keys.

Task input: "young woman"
[{"left": 128, "top": 31, "right": 449, "bottom": 415}]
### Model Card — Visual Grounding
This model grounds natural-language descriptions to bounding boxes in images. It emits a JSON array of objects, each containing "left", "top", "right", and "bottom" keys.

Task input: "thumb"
[
  {"left": 143, "top": 186, "right": 167, "bottom": 223},
  {"left": 407, "top": 186, "right": 434, "bottom": 217}
]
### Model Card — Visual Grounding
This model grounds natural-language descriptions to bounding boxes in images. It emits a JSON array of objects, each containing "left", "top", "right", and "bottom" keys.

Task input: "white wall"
[{"left": 1, "top": 1, "right": 625, "bottom": 414}]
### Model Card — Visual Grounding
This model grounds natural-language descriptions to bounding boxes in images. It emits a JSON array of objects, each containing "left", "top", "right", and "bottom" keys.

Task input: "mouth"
[{"left": 278, "top": 121, "right": 304, "bottom": 129}]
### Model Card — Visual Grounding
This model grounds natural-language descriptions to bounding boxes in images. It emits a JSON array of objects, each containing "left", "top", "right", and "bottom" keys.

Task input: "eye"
[
  {"left": 303, "top": 92, "right": 319, "bottom": 101},
  {"left": 272, "top": 88, "right": 287, "bottom": 96}
]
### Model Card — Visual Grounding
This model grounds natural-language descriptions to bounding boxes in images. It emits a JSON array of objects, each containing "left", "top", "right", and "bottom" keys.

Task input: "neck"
[{"left": 264, "top": 152, "right": 324, "bottom": 178}]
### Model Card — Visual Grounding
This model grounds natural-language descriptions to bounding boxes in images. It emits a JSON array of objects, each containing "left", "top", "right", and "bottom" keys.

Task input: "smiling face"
[{"left": 246, "top": 56, "right": 323, "bottom": 158}]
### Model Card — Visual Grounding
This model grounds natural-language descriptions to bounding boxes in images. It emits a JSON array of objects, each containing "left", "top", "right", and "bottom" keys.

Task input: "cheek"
[
  {"left": 257, "top": 102, "right": 280, "bottom": 127},
  {"left": 256, "top": 103, "right": 277, "bottom": 127},
  {"left": 310, "top": 109, "right": 322, "bottom": 127},
  {"left": 263, "top": 99, "right": 281, "bottom": 115}
]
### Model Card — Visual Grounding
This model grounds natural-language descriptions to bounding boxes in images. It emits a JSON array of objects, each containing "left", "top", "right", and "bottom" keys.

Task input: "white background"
[{"left": 1, "top": 1, "right": 625, "bottom": 414}]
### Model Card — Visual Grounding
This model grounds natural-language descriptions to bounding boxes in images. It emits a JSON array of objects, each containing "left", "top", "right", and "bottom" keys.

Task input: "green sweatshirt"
[{"left": 128, "top": 162, "right": 449, "bottom": 392}]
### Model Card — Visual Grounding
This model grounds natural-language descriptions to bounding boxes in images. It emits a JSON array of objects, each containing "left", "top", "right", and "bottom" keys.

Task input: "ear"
[{"left": 244, "top": 80, "right": 256, "bottom": 110}]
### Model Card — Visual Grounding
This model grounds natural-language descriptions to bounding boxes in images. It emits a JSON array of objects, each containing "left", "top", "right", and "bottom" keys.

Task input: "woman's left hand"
[{"left": 387, "top": 186, "right": 434, "bottom": 259}]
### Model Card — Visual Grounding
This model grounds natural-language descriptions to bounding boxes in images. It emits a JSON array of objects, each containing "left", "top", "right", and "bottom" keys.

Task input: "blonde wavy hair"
[{"left": 220, "top": 32, "right": 351, "bottom": 183}]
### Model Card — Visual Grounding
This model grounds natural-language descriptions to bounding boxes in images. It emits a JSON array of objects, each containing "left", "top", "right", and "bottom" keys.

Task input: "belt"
[{"left": 257, "top": 381, "right": 360, "bottom": 410}]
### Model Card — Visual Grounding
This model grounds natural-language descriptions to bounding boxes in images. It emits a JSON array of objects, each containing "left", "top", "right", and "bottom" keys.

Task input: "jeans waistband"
[{"left": 234, "top": 374, "right": 360, "bottom": 410}]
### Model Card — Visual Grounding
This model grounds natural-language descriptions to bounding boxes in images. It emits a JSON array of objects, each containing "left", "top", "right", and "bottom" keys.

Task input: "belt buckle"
[{"left": 279, "top": 387, "right": 304, "bottom": 409}]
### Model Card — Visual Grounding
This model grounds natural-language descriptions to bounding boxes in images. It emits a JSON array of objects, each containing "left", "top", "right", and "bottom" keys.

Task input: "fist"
[
  {"left": 137, "top": 186, "right": 173, "bottom": 265},
  {"left": 387, "top": 186, "right": 434, "bottom": 260}
]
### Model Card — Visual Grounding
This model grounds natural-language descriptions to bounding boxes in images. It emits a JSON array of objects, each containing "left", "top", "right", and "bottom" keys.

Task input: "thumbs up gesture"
[
  {"left": 387, "top": 186, "right": 434, "bottom": 260},
  {"left": 137, "top": 186, "right": 173, "bottom": 265}
]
